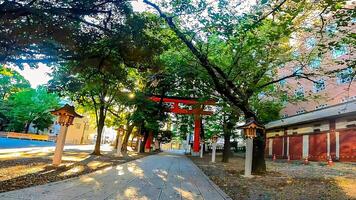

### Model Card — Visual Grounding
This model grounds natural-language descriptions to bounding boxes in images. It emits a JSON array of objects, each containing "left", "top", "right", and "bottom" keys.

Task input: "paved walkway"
[{"left": 0, "top": 152, "right": 231, "bottom": 200}]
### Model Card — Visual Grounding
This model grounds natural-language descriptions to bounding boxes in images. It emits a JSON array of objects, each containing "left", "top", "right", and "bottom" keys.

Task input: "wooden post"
[
  {"left": 53, "top": 126, "right": 68, "bottom": 166},
  {"left": 192, "top": 114, "right": 201, "bottom": 156}
]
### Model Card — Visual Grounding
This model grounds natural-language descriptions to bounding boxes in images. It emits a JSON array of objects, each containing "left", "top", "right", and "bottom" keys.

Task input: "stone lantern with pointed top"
[
  {"left": 211, "top": 135, "right": 218, "bottom": 163},
  {"left": 51, "top": 104, "right": 82, "bottom": 166},
  {"left": 238, "top": 118, "right": 265, "bottom": 177}
]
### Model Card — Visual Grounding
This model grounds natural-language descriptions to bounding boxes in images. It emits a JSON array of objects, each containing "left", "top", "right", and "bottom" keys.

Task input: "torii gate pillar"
[{"left": 192, "top": 114, "right": 201, "bottom": 155}]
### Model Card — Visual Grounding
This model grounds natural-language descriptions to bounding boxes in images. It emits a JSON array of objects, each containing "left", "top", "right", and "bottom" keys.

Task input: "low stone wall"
[{"left": 0, "top": 132, "right": 52, "bottom": 141}]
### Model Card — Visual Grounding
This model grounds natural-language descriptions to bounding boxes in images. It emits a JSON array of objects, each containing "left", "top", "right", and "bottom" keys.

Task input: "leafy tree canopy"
[
  {"left": 0, "top": 64, "right": 31, "bottom": 100},
  {"left": 1, "top": 87, "right": 59, "bottom": 132}
]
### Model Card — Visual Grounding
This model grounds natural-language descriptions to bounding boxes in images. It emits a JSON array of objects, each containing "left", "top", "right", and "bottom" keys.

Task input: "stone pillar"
[
  {"left": 244, "top": 138, "right": 253, "bottom": 177},
  {"left": 327, "top": 132, "right": 330, "bottom": 157},
  {"left": 286, "top": 137, "right": 289, "bottom": 158},
  {"left": 302, "top": 135, "right": 309, "bottom": 159},
  {"left": 154, "top": 139, "right": 159, "bottom": 151},
  {"left": 137, "top": 138, "right": 141, "bottom": 153},
  {"left": 200, "top": 141, "right": 204, "bottom": 158},
  {"left": 335, "top": 132, "right": 340, "bottom": 159},
  {"left": 268, "top": 138, "right": 273, "bottom": 156},
  {"left": 185, "top": 133, "right": 190, "bottom": 154},
  {"left": 211, "top": 142, "right": 217, "bottom": 162},
  {"left": 53, "top": 126, "right": 68, "bottom": 166},
  {"left": 116, "top": 134, "right": 123, "bottom": 157}
]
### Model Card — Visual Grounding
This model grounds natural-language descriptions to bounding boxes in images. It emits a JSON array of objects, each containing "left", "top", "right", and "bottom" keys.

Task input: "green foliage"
[
  {"left": 0, "top": 65, "right": 30, "bottom": 100},
  {"left": 0, "top": 0, "right": 132, "bottom": 67},
  {"left": 2, "top": 87, "right": 59, "bottom": 132}
]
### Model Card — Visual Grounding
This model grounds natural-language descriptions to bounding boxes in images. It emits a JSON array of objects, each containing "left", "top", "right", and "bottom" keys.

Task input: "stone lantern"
[
  {"left": 211, "top": 135, "right": 218, "bottom": 163},
  {"left": 51, "top": 104, "right": 82, "bottom": 166},
  {"left": 238, "top": 119, "right": 265, "bottom": 177}
]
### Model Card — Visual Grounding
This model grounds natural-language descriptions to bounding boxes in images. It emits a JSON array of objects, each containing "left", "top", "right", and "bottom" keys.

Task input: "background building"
[{"left": 265, "top": 13, "right": 355, "bottom": 162}]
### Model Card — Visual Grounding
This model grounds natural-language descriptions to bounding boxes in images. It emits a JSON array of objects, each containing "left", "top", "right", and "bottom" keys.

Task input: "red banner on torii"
[{"left": 150, "top": 96, "right": 216, "bottom": 154}]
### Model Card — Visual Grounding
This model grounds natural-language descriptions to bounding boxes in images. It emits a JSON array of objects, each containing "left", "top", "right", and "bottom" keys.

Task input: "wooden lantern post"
[
  {"left": 238, "top": 119, "right": 264, "bottom": 177},
  {"left": 116, "top": 126, "right": 124, "bottom": 157},
  {"left": 211, "top": 135, "right": 218, "bottom": 163},
  {"left": 51, "top": 104, "right": 82, "bottom": 166}
]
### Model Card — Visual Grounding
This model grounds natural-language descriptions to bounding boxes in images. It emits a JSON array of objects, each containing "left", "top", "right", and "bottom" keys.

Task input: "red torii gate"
[{"left": 149, "top": 96, "right": 216, "bottom": 154}]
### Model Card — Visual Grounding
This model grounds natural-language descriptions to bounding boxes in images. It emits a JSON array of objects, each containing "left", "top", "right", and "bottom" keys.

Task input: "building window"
[
  {"left": 296, "top": 109, "right": 305, "bottom": 114},
  {"left": 294, "top": 86, "right": 304, "bottom": 98},
  {"left": 337, "top": 67, "right": 353, "bottom": 84},
  {"left": 292, "top": 51, "right": 300, "bottom": 58},
  {"left": 332, "top": 44, "right": 348, "bottom": 59},
  {"left": 279, "top": 79, "right": 286, "bottom": 87},
  {"left": 315, "top": 104, "right": 328, "bottom": 110},
  {"left": 305, "top": 37, "right": 316, "bottom": 49},
  {"left": 309, "top": 57, "right": 321, "bottom": 70},
  {"left": 294, "top": 66, "right": 303, "bottom": 77},
  {"left": 313, "top": 79, "right": 326, "bottom": 93},
  {"left": 341, "top": 96, "right": 356, "bottom": 103},
  {"left": 326, "top": 23, "right": 338, "bottom": 36}
]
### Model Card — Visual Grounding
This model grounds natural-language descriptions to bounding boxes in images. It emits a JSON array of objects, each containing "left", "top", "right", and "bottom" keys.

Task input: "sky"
[{"left": 12, "top": 64, "right": 52, "bottom": 88}]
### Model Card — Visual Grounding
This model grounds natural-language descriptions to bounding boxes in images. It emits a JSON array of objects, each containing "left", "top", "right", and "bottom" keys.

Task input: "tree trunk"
[
  {"left": 121, "top": 124, "right": 134, "bottom": 154},
  {"left": 92, "top": 106, "right": 105, "bottom": 155},
  {"left": 252, "top": 129, "right": 267, "bottom": 173},
  {"left": 222, "top": 132, "right": 231, "bottom": 163}
]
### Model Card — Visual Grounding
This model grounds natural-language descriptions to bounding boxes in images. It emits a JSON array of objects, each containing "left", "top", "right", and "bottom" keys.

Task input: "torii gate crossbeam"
[{"left": 150, "top": 96, "right": 216, "bottom": 154}]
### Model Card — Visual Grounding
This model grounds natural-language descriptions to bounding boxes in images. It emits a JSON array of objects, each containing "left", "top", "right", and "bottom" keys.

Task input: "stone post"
[
  {"left": 200, "top": 141, "right": 204, "bottom": 158},
  {"left": 211, "top": 142, "right": 217, "bottom": 163},
  {"left": 244, "top": 138, "right": 253, "bottom": 177},
  {"left": 116, "top": 134, "right": 123, "bottom": 157},
  {"left": 137, "top": 138, "right": 141, "bottom": 153}
]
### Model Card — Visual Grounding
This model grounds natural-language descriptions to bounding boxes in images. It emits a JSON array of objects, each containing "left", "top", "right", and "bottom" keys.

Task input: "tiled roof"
[{"left": 265, "top": 100, "right": 356, "bottom": 129}]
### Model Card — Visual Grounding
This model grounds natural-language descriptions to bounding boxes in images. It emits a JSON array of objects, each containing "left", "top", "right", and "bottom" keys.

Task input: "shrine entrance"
[{"left": 150, "top": 96, "right": 216, "bottom": 155}]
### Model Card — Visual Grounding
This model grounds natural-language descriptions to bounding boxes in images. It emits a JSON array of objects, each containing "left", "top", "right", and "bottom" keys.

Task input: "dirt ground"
[
  {"left": 189, "top": 153, "right": 356, "bottom": 200},
  {"left": 0, "top": 146, "right": 155, "bottom": 193}
]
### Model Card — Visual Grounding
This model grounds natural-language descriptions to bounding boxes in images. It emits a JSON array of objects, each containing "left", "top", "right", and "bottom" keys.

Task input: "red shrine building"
[
  {"left": 265, "top": 12, "right": 355, "bottom": 162},
  {"left": 265, "top": 101, "right": 356, "bottom": 162}
]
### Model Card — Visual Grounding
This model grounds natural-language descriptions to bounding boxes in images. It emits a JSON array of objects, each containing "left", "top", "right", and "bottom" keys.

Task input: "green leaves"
[
  {"left": 2, "top": 87, "right": 59, "bottom": 132},
  {"left": 0, "top": 65, "right": 31, "bottom": 100}
]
